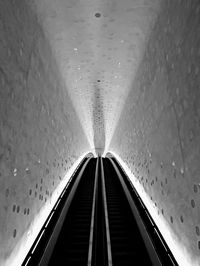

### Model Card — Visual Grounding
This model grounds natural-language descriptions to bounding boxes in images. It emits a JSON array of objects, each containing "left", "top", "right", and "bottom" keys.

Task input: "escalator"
[
  {"left": 48, "top": 158, "right": 96, "bottom": 265},
  {"left": 22, "top": 156, "right": 178, "bottom": 266},
  {"left": 103, "top": 158, "right": 152, "bottom": 265}
]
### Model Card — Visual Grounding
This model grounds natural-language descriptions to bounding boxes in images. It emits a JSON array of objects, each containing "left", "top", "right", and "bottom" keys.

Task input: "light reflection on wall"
[
  {"left": 6, "top": 152, "right": 90, "bottom": 266},
  {"left": 108, "top": 150, "right": 198, "bottom": 266}
]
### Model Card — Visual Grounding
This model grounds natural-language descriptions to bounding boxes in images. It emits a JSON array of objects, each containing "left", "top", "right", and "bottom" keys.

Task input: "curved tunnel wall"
[
  {"left": 0, "top": 1, "right": 90, "bottom": 265},
  {"left": 1, "top": 0, "right": 200, "bottom": 265},
  {"left": 109, "top": 1, "right": 200, "bottom": 265}
]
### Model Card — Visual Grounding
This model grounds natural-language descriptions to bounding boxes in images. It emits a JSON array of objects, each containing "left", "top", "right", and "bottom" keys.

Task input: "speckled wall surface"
[
  {"left": 0, "top": 0, "right": 89, "bottom": 263},
  {"left": 110, "top": 0, "right": 200, "bottom": 264}
]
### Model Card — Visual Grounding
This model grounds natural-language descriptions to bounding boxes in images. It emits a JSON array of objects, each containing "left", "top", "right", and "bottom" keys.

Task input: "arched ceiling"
[{"left": 33, "top": 0, "right": 160, "bottom": 154}]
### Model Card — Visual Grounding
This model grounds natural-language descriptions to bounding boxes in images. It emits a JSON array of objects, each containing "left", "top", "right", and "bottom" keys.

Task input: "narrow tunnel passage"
[{"left": 2, "top": 1, "right": 200, "bottom": 265}]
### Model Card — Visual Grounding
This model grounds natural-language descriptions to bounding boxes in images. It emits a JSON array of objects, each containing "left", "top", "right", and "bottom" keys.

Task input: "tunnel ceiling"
[{"left": 33, "top": 0, "right": 160, "bottom": 153}]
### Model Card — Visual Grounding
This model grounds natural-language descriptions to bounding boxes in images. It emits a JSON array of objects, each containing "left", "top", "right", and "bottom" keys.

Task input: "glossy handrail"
[
  {"left": 87, "top": 157, "right": 99, "bottom": 265},
  {"left": 100, "top": 157, "right": 113, "bottom": 266}
]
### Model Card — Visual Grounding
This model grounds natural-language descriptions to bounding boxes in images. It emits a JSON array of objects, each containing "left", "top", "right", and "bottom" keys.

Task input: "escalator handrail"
[
  {"left": 100, "top": 157, "right": 113, "bottom": 266},
  {"left": 87, "top": 157, "right": 99, "bottom": 266}
]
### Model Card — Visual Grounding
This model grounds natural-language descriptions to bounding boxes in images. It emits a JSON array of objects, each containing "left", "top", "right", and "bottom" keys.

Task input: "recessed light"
[{"left": 95, "top": 13, "right": 101, "bottom": 18}]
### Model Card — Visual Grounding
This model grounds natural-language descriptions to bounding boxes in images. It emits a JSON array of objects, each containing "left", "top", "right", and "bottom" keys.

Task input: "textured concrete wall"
[
  {"left": 0, "top": 0, "right": 89, "bottom": 264},
  {"left": 110, "top": 1, "right": 200, "bottom": 265}
]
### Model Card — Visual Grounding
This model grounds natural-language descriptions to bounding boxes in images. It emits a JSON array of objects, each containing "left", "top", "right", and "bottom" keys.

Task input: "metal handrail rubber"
[
  {"left": 87, "top": 157, "right": 99, "bottom": 265},
  {"left": 100, "top": 157, "right": 113, "bottom": 266}
]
